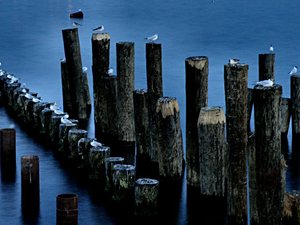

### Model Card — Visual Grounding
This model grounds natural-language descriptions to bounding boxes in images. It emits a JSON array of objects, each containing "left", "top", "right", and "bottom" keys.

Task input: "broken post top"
[
  {"left": 135, "top": 178, "right": 159, "bottom": 186},
  {"left": 21, "top": 155, "right": 39, "bottom": 161},
  {"left": 198, "top": 106, "right": 225, "bottom": 125},
  {"left": 117, "top": 42, "right": 134, "bottom": 47},
  {"left": 225, "top": 63, "right": 248, "bottom": 69},
  {"left": 62, "top": 27, "right": 78, "bottom": 34},
  {"left": 185, "top": 56, "right": 208, "bottom": 70},
  {"left": 92, "top": 33, "right": 110, "bottom": 41},
  {"left": 113, "top": 164, "right": 135, "bottom": 171},
  {"left": 134, "top": 89, "right": 147, "bottom": 94},
  {"left": 254, "top": 83, "right": 282, "bottom": 93},
  {"left": 156, "top": 97, "right": 179, "bottom": 118}
]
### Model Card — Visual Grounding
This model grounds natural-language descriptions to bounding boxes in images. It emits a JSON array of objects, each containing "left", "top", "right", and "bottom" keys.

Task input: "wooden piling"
[
  {"left": 56, "top": 193, "right": 78, "bottom": 225},
  {"left": 62, "top": 28, "right": 89, "bottom": 121},
  {"left": 60, "top": 60, "right": 72, "bottom": 113},
  {"left": 92, "top": 33, "right": 110, "bottom": 78},
  {"left": 50, "top": 114, "right": 66, "bottom": 146},
  {"left": 77, "top": 137, "right": 93, "bottom": 170},
  {"left": 21, "top": 155, "right": 39, "bottom": 210},
  {"left": 58, "top": 123, "right": 77, "bottom": 157},
  {"left": 89, "top": 145, "right": 110, "bottom": 185},
  {"left": 0, "top": 128, "right": 16, "bottom": 180},
  {"left": 156, "top": 97, "right": 184, "bottom": 180},
  {"left": 253, "top": 84, "right": 283, "bottom": 225},
  {"left": 82, "top": 69, "right": 91, "bottom": 114},
  {"left": 197, "top": 106, "right": 226, "bottom": 197},
  {"left": 112, "top": 164, "right": 136, "bottom": 202},
  {"left": 105, "top": 157, "right": 125, "bottom": 193},
  {"left": 258, "top": 53, "right": 275, "bottom": 81},
  {"left": 116, "top": 42, "right": 135, "bottom": 146},
  {"left": 134, "top": 178, "right": 159, "bottom": 217},
  {"left": 281, "top": 97, "right": 291, "bottom": 136},
  {"left": 68, "top": 129, "right": 88, "bottom": 165},
  {"left": 283, "top": 191, "right": 300, "bottom": 225},
  {"left": 185, "top": 56, "right": 208, "bottom": 188},
  {"left": 291, "top": 75, "right": 300, "bottom": 141},
  {"left": 146, "top": 43, "right": 163, "bottom": 164},
  {"left": 224, "top": 63, "right": 248, "bottom": 224},
  {"left": 40, "top": 108, "right": 54, "bottom": 138},
  {"left": 32, "top": 102, "right": 51, "bottom": 131}
]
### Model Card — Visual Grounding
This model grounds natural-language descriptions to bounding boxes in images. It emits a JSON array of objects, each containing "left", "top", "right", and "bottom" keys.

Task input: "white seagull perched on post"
[
  {"left": 229, "top": 58, "right": 240, "bottom": 65},
  {"left": 82, "top": 66, "right": 88, "bottom": 72},
  {"left": 107, "top": 67, "right": 114, "bottom": 75},
  {"left": 269, "top": 45, "right": 274, "bottom": 52},
  {"left": 93, "top": 25, "right": 104, "bottom": 32},
  {"left": 145, "top": 34, "right": 159, "bottom": 42},
  {"left": 289, "top": 66, "right": 298, "bottom": 75},
  {"left": 50, "top": 103, "right": 60, "bottom": 111},
  {"left": 90, "top": 139, "right": 103, "bottom": 147},
  {"left": 255, "top": 79, "right": 274, "bottom": 87},
  {"left": 61, "top": 114, "right": 72, "bottom": 124},
  {"left": 72, "top": 22, "right": 82, "bottom": 27}
]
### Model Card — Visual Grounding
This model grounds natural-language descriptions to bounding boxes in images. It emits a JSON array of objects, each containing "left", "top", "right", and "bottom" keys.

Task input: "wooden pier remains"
[
  {"left": 56, "top": 193, "right": 78, "bottom": 225},
  {"left": 258, "top": 53, "right": 275, "bottom": 81}
]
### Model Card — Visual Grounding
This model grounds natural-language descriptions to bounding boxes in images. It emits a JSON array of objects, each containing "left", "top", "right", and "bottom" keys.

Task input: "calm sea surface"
[{"left": 0, "top": 0, "right": 300, "bottom": 224}]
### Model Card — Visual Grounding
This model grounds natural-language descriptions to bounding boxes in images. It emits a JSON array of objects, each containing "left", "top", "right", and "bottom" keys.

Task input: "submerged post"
[
  {"left": 254, "top": 84, "right": 283, "bottom": 225},
  {"left": 21, "top": 155, "right": 40, "bottom": 211},
  {"left": 224, "top": 63, "right": 248, "bottom": 224},
  {"left": 258, "top": 53, "right": 275, "bottom": 81},
  {"left": 116, "top": 42, "right": 135, "bottom": 147},
  {"left": 156, "top": 97, "right": 184, "bottom": 180},
  {"left": 185, "top": 56, "right": 208, "bottom": 188},
  {"left": 62, "top": 28, "right": 89, "bottom": 122},
  {"left": 56, "top": 193, "right": 78, "bottom": 225},
  {"left": 291, "top": 75, "right": 300, "bottom": 143},
  {"left": 0, "top": 128, "right": 16, "bottom": 180},
  {"left": 197, "top": 106, "right": 226, "bottom": 197},
  {"left": 146, "top": 43, "right": 163, "bottom": 165}
]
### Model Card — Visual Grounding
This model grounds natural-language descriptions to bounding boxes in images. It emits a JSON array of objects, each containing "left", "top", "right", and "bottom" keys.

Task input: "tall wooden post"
[
  {"left": 56, "top": 193, "right": 78, "bottom": 225},
  {"left": 116, "top": 42, "right": 135, "bottom": 146},
  {"left": 185, "top": 56, "right": 208, "bottom": 188},
  {"left": 291, "top": 75, "right": 300, "bottom": 143},
  {"left": 62, "top": 28, "right": 89, "bottom": 121},
  {"left": 146, "top": 43, "right": 163, "bottom": 164},
  {"left": 258, "top": 53, "right": 275, "bottom": 81},
  {"left": 197, "top": 106, "right": 226, "bottom": 197},
  {"left": 156, "top": 97, "right": 184, "bottom": 180},
  {"left": 60, "top": 60, "right": 72, "bottom": 113},
  {"left": 224, "top": 63, "right": 248, "bottom": 224},
  {"left": 253, "top": 84, "right": 283, "bottom": 225},
  {"left": 281, "top": 97, "right": 291, "bottom": 137}
]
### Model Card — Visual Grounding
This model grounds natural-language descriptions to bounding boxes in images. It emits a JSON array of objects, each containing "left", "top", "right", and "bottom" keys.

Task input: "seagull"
[
  {"left": 60, "top": 58, "right": 66, "bottom": 62},
  {"left": 8, "top": 76, "right": 18, "bottom": 84},
  {"left": 24, "top": 93, "right": 33, "bottom": 99},
  {"left": 0, "top": 70, "right": 4, "bottom": 76},
  {"left": 269, "top": 45, "right": 274, "bottom": 52},
  {"left": 61, "top": 114, "right": 72, "bottom": 124},
  {"left": 73, "top": 22, "right": 82, "bottom": 27},
  {"left": 145, "top": 34, "right": 159, "bottom": 42},
  {"left": 107, "top": 67, "right": 113, "bottom": 75},
  {"left": 82, "top": 67, "right": 88, "bottom": 72},
  {"left": 90, "top": 139, "right": 102, "bottom": 147},
  {"left": 21, "top": 88, "right": 27, "bottom": 93},
  {"left": 289, "top": 66, "right": 298, "bottom": 75},
  {"left": 93, "top": 25, "right": 104, "bottom": 32},
  {"left": 255, "top": 79, "right": 274, "bottom": 87},
  {"left": 229, "top": 58, "right": 240, "bottom": 65},
  {"left": 54, "top": 109, "right": 65, "bottom": 115},
  {"left": 50, "top": 103, "right": 60, "bottom": 111},
  {"left": 32, "top": 97, "right": 41, "bottom": 103}
]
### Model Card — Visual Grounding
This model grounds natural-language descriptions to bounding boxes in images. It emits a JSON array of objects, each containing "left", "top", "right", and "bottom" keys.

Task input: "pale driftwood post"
[
  {"left": 0, "top": 128, "right": 16, "bottom": 180},
  {"left": 133, "top": 89, "right": 151, "bottom": 176},
  {"left": 281, "top": 97, "right": 291, "bottom": 137},
  {"left": 254, "top": 84, "right": 283, "bottom": 225},
  {"left": 185, "top": 56, "right": 208, "bottom": 188},
  {"left": 224, "top": 63, "right": 248, "bottom": 224},
  {"left": 146, "top": 43, "right": 163, "bottom": 165},
  {"left": 56, "top": 193, "right": 78, "bottom": 225},
  {"left": 258, "top": 53, "right": 275, "bottom": 81},
  {"left": 112, "top": 164, "right": 136, "bottom": 202},
  {"left": 197, "top": 106, "right": 226, "bottom": 197},
  {"left": 291, "top": 75, "right": 300, "bottom": 143},
  {"left": 116, "top": 42, "right": 135, "bottom": 147},
  {"left": 60, "top": 60, "right": 72, "bottom": 113},
  {"left": 21, "top": 155, "right": 39, "bottom": 211},
  {"left": 62, "top": 28, "right": 89, "bottom": 122},
  {"left": 105, "top": 157, "right": 125, "bottom": 193},
  {"left": 156, "top": 97, "right": 184, "bottom": 180},
  {"left": 135, "top": 178, "right": 159, "bottom": 217}
]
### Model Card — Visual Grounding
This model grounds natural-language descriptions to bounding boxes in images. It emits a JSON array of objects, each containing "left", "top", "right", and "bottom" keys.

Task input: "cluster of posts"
[{"left": 2, "top": 26, "right": 300, "bottom": 224}]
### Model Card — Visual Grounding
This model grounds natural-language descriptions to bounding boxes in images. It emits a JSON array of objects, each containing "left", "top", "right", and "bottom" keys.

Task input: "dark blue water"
[{"left": 0, "top": 0, "right": 300, "bottom": 224}]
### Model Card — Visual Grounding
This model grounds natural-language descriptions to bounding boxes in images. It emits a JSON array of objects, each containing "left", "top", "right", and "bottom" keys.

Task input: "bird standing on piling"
[
  {"left": 289, "top": 66, "right": 298, "bottom": 75},
  {"left": 145, "top": 34, "right": 159, "bottom": 42},
  {"left": 90, "top": 139, "right": 103, "bottom": 147},
  {"left": 229, "top": 58, "right": 240, "bottom": 65},
  {"left": 72, "top": 22, "right": 82, "bottom": 27},
  {"left": 61, "top": 114, "right": 72, "bottom": 124},
  {"left": 107, "top": 67, "right": 114, "bottom": 75},
  {"left": 269, "top": 45, "right": 274, "bottom": 52},
  {"left": 93, "top": 25, "right": 104, "bottom": 32},
  {"left": 255, "top": 79, "right": 274, "bottom": 87}
]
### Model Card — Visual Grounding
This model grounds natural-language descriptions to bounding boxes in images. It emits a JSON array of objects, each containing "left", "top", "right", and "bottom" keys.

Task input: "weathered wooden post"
[
  {"left": 60, "top": 60, "right": 72, "bottom": 113},
  {"left": 133, "top": 89, "right": 152, "bottom": 176},
  {"left": 62, "top": 28, "right": 89, "bottom": 122},
  {"left": 112, "top": 164, "right": 136, "bottom": 202},
  {"left": 89, "top": 145, "right": 110, "bottom": 186},
  {"left": 291, "top": 75, "right": 300, "bottom": 143},
  {"left": 134, "top": 178, "right": 159, "bottom": 217},
  {"left": 82, "top": 68, "right": 91, "bottom": 114},
  {"left": 253, "top": 84, "right": 283, "bottom": 225},
  {"left": 224, "top": 63, "right": 248, "bottom": 224},
  {"left": 77, "top": 137, "right": 93, "bottom": 170},
  {"left": 156, "top": 97, "right": 184, "bottom": 180},
  {"left": 105, "top": 157, "right": 124, "bottom": 193},
  {"left": 32, "top": 102, "right": 51, "bottom": 131},
  {"left": 50, "top": 114, "right": 66, "bottom": 146},
  {"left": 197, "top": 106, "right": 226, "bottom": 197},
  {"left": 56, "top": 193, "right": 78, "bottom": 225},
  {"left": 185, "top": 56, "right": 208, "bottom": 188},
  {"left": 58, "top": 123, "right": 77, "bottom": 157},
  {"left": 116, "top": 42, "right": 135, "bottom": 147},
  {"left": 21, "top": 155, "right": 39, "bottom": 211},
  {"left": 92, "top": 33, "right": 110, "bottom": 78},
  {"left": 146, "top": 43, "right": 163, "bottom": 166},
  {"left": 40, "top": 108, "right": 53, "bottom": 138},
  {"left": 0, "top": 128, "right": 16, "bottom": 180},
  {"left": 281, "top": 97, "right": 291, "bottom": 137},
  {"left": 258, "top": 53, "right": 275, "bottom": 81},
  {"left": 68, "top": 129, "right": 88, "bottom": 165}
]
